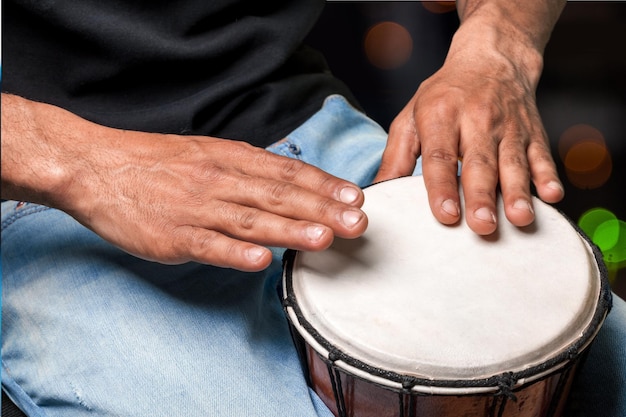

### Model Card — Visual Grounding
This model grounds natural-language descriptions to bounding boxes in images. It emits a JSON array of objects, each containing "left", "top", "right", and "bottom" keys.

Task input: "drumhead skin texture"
[{"left": 285, "top": 176, "right": 605, "bottom": 385}]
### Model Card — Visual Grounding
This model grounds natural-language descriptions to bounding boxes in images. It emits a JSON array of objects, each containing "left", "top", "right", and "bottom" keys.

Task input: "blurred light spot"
[
  {"left": 600, "top": 220, "right": 626, "bottom": 284},
  {"left": 564, "top": 142, "right": 612, "bottom": 189},
  {"left": 364, "top": 21, "right": 413, "bottom": 70},
  {"left": 558, "top": 124, "right": 605, "bottom": 161},
  {"left": 602, "top": 220, "right": 626, "bottom": 259},
  {"left": 579, "top": 208, "right": 626, "bottom": 283},
  {"left": 593, "top": 219, "right": 623, "bottom": 254},
  {"left": 579, "top": 208, "right": 617, "bottom": 242},
  {"left": 559, "top": 124, "right": 612, "bottom": 189},
  {"left": 422, "top": 1, "right": 457, "bottom": 14}
]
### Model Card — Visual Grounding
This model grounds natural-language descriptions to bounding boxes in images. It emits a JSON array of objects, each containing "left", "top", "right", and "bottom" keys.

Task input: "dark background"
[{"left": 306, "top": 1, "right": 626, "bottom": 298}]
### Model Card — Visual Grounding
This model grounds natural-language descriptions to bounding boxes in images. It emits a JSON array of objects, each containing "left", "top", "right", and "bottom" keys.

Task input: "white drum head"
[{"left": 284, "top": 176, "right": 606, "bottom": 387}]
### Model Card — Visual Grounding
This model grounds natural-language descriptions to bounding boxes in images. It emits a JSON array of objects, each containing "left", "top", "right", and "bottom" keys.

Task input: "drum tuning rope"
[
  {"left": 327, "top": 350, "right": 348, "bottom": 417},
  {"left": 495, "top": 372, "right": 517, "bottom": 402},
  {"left": 281, "top": 178, "right": 615, "bottom": 417},
  {"left": 492, "top": 372, "right": 517, "bottom": 417}
]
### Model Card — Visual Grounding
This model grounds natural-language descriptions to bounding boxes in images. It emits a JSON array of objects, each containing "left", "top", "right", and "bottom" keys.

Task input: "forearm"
[
  {"left": 453, "top": 0, "right": 567, "bottom": 87},
  {"left": 457, "top": 0, "right": 566, "bottom": 50}
]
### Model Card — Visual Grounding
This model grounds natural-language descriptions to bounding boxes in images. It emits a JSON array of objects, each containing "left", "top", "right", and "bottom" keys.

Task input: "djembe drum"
[{"left": 282, "top": 176, "right": 611, "bottom": 417}]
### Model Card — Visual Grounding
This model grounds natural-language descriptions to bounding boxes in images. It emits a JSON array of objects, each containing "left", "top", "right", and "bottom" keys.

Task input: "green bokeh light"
[
  {"left": 578, "top": 208, "right": 617, "bottom": 242},
  {"left": 600, "top": 220, "right": 626, "bottom": 264},
  {"left": 578, "top": 208, "right": 626, "bottom": 281}
]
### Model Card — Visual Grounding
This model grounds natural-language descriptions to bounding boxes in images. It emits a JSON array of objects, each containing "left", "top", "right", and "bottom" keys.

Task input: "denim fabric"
[
  {"left": 266, "top": 95, "right": 419, "bottom": 185},
  {"left": 1, "top": 95, "right": 388, "bottom": 417},
  {"left": 565, "top": 294, "right": 626, "bottom": 417},
  {"left": 2, "top": 95, "right": 624, "bottom": 417}
]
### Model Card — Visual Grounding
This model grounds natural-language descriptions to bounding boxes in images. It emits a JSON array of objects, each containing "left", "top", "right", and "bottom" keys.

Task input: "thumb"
[{"left": 374, "top": 115, "right": 421, "bottom": 183}]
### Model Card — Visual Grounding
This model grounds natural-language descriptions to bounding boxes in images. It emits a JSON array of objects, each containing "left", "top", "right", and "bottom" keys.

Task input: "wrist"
[
  {"left": 456, "top": 0, "right": 565, "bottom": 51},
  {"left": 447, "top": 14, "right": 545, "bottom": 90},
  {"left": 1, "top": 94, "right": 92, "bottom": 209}
]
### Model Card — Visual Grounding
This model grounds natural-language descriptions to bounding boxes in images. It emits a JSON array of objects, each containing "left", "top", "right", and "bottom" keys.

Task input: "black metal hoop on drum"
[{"left": 282, "top": 217, "right": 612, "bottom": 417}]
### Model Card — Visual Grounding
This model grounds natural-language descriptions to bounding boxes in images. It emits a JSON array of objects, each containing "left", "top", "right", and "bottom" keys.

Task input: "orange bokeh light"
[
  {"left": 364, "top": 21, "right": 413, "bottom": 70},
  {"left": 558, "top": 124, "right": 606, "bottom": 161},
  {"left": 564, "top": 141, "right": 612, "bottom": 189},
  {"left": 422, "top": 1, "right": 457, "bottom": 14},
  {"left": 559, "top": 124, "right": 613, "bottom": 189}
]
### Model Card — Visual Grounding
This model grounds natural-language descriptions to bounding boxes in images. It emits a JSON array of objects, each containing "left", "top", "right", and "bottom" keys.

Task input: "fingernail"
[
  {"left": 306, "top": 225, "right": 326, "bottom": 242},
  {"left": 342, "top": 209, "right": 364, "bottom": 228},
  {"left": 246, "top": 246, "right": 266, "bottom": 263},
  {"left": 339, "top": 186, "right": 360, "bottom": 205},
  {"left": 547, "top": 181, "right": 564, "bottom": 194},
  {"left": 474, "top": 207, "right": 496, "bottom": 224},
  {"left": 513, "top": 199, "right": 534, "bottom": 214},
  {"left": 442, "top": 199, "right": 460, "bottom": 217}
]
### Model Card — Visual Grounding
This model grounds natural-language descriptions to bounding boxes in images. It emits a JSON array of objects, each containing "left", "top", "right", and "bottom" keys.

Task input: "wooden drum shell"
[
  {"left": 301, "top": 341, "right": 583, "bottom": 417},
  {"left": 282, "top": 176, "right": 611, "bottom": 417}
]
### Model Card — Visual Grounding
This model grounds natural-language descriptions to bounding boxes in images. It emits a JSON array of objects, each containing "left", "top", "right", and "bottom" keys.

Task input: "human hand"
[
  {"left": 73, "top": 134, "right": 369, "bottom": 271},
  {"left": 1, "top": 95, "right": 367, "bottom": 271},
  {"left": 374, "top": 9, "right": 564, "bottom": 235}
]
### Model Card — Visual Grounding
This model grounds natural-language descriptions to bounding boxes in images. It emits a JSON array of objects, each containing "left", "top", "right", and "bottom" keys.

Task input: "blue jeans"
[{"left": 2, "top": 95, "right": 625, "bottom": 417}]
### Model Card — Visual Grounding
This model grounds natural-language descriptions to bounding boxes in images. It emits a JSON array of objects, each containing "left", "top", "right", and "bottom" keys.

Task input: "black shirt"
[{"left": 3, "top": 0, "right": 356, "bottom": 146}]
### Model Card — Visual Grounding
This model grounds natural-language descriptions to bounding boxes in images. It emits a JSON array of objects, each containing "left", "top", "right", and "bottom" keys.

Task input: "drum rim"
[{"left": 282, "top": 182, "right": 613, "bottom": 395}]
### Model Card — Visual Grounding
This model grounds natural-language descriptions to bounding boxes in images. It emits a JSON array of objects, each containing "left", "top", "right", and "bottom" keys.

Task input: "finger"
[
  {"left": 231, "top": 144, "right": 365, "bottom": 207},
  {"left": 208, "top": 200, "right": 364, "bottom": 245},
  {"left": 215, "top": 204, "right": 339, "bottom": 249},
  {"left": 203, "top": 174, "right": 368, "bottom": 239},
  {"left": 527, "top": 133, "right": 564, "bottom": 204},
  {"left": 498, "top": 136, "right": 535, "bottom": 227},
  {"left": 175, "top": 200, "right": 365, "bottom": 271},
  {"left": 173, "top": 226, "right": 274, "bottom": 272},
  {"left": 458, "top": 139, "right": 499, "bottom": 235},
  {"left": 418, "top": 110, "right": 463, "bottom": 226},
  {"left": 373, "top": 109, "right": 420, "bottom": 183}
]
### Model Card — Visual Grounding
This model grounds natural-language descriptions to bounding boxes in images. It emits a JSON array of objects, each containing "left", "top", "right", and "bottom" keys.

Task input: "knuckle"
[
  {"left": 277, "top": 158, "right": 306, "bottom": 181},
  {"left": 266, "top": 181, "right": 290, "bottom": 206},
  {"left": 500, "top": 153, "right": 528, "bottom": 170},
  {"left": 426, "top": 97, "right": 458, "bottom": 120},
  {"left": 314, "top": 198, "right": 336, "bottom": 219},
  {"left": 184, "top": 228, "right": 226, "bottom": 264},
  {"left": 528, "top": 137, "right": 551, "bottom": 154},
  {"left": 425, "top": 147, "right": 458, "bottom": 165},
  {"left": 142, "top": 224, "right": 179, "bottom": 263},
  {"left": 530, "top": 148, "right": 556, "bottom": 166},
  {"left": 498, "top": 141, "right": 528, "bottom": 168},
  {"left": 171, "top": 224, "right": 248, "bottom": 269},
  {"left": 191, "top": 229, "right": 219, "bottom": 254},
  {"left": 190, "top": 162, "right": 227, "bottom": 183},
  {"left": 498, "top": 148, "right": 528, "bottom": 170},
  {"left": 235, "top": 209, "right": 259, "bottom": 231},
  {"left": 462, "top": 96, "right": 505, "bottom": 129},
  {"left": 167, "top": 227, "right": 199, "bottom": 262},
  {"left": 527, "top": 136, "right": 556, "bottom": 167},
  {"left": 227, "top": 139, "right": 257, "bottom": 159},
  {"left": 476, "top": 107, "right": 504, "bottom": 131},
  {"left": 475, "top": 98, "right": 503, "bottom": 116},
  {"left": 463, "top": 151, "right": 497, "bottom": 171},
  {"left": 315, "top": 176, "right": 339, "bottom": 198},
  {"left": 222, "top": 241, "right": 243, "bottom": 265},
  {"left": 214, "top": 202, "right": 259, "bottom": 232}
]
